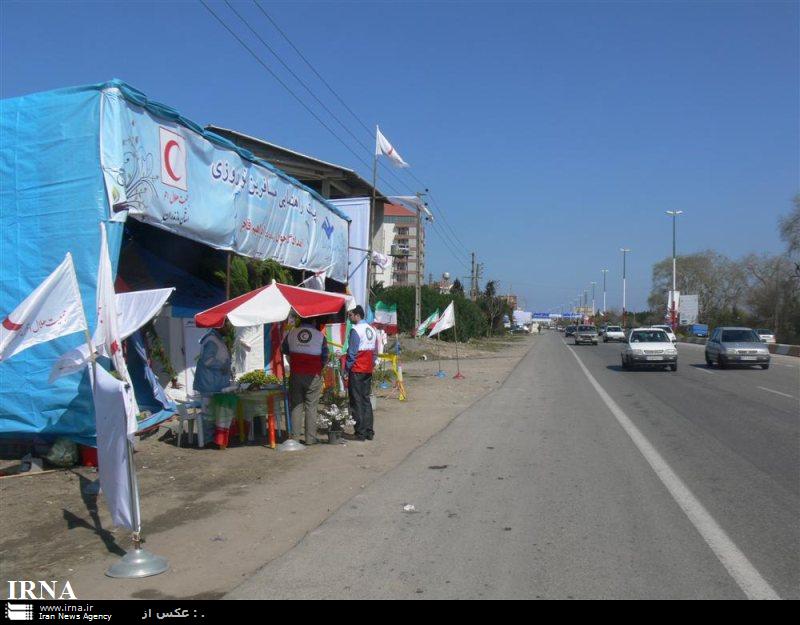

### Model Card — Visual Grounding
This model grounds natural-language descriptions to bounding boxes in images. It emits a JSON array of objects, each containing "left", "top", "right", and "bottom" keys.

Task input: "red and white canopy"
[{"left": 195, "top": 282, "right": 352, "bottom": 328}]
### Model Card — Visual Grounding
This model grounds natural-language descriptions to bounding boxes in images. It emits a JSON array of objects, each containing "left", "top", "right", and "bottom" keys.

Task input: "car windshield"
[
  {"left": 630, "top": 330, "right": 669, "bottom": 343},
  {"left": 721, "top": 330, "right": 760, "bottom": 343},
  {"left": 756, "top": 329, "right": 772, "bottom": 335},
  {"left": 653, "top": 325, "right": 672, "bottom": 332},
  {"left": 578, "top": 326, "right": 596, "bottom": 332},
  {"left": 607, "top": 326, "right": 622, "bottom": 332}
]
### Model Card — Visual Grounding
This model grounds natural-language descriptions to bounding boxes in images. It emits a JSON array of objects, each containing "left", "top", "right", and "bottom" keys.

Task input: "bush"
[{"left": 372, "top": 285, "right": 488, "bottom": 341}]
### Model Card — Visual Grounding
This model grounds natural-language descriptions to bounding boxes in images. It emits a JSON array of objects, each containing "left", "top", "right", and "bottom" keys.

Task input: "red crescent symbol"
[
  {"left": 164, "top": 140, "right": 182, "bottom": 181},
  {"left": 2, "top": 317, "right": 22, "bottom": 331}
]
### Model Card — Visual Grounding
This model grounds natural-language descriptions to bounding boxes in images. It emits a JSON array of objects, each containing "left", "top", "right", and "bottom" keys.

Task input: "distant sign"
[
  {"left": 533, "top": 313, "right": 550, "bottom": 320},
  {"left": 679, "top": 294, "right": 699, "bottom": 325}
]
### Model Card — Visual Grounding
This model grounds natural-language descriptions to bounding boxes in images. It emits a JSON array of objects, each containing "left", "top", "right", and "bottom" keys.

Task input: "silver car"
[
  {"left": 705, "top": 327, "right": 771, "bottom": 369},
  {"left": 574, "top": 324, "right": 599, "bottom": 345}
]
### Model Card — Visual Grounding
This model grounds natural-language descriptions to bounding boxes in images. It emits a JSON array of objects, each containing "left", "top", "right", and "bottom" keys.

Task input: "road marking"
[
  {"left": 757, "top": 386, "right": 794, "bottom": 399},
  {"left": 567, "top": 347, "right": 780, "bottom": 600},
  {"left": 695, "top": 367, "right": 715, "bottom": 375}
]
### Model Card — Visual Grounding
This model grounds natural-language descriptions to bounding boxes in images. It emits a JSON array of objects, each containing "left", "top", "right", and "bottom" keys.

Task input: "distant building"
[
  {"left": 378, "top": 203, "right": 426, "bottom": 288},
  {"left": 499, "top": 294, "right": 518, "bottom": 310}
]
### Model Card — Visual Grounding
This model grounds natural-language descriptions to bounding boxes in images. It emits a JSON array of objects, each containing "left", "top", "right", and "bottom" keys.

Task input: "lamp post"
[
  {"left": 601, "top": 269, "right": 608, "bottom": 315},
  {"left": 666, "top": 210, "right": 683, "bottom": 331},
  {"left": 620, "top": 248, "right": 630, "bottom": 328},
  {"left": 590, "top": 281, "right": 597, "bottom": 318}
]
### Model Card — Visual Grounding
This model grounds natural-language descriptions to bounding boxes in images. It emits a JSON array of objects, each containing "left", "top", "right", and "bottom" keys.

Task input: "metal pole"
[
  {"left": 415, "top": 194, "right": 422, "bottom": 332},
  {"left": 601, "top": 269, "right": 608, "bottom": 315},
  {"left": 367, "top": 137, "right": 378, "bottom": 307},
  {"left": 621, "top": 249, "right": 630, "bottom": 328}
]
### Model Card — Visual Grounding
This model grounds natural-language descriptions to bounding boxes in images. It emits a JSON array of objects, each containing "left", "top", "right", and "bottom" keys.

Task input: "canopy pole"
[
  {"left": 453, "top": 317, "right": 465, "bottom": 380},
  {"left": 225, "top": 253, "right": 232, "bottom": 300}
]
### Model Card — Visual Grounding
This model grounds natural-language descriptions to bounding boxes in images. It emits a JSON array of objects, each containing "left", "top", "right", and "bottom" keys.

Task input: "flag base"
[
  {"left": 106, "top": 548, "right": 168, "bottom": 579},
  {"left": 82, "top": 479, "right": 101, "bottom": 496},
  {"left": 278, "top": 439, "right": 305, "bottom": 452},
  {"left": 435, "top": 370, "right": 447, "bottom": 378},
  {"left": 453, "top": 372, "right": 465, "bottom": 380}
]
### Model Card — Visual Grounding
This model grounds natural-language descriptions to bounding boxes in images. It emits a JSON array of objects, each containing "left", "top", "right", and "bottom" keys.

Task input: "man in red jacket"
[
  {"left": 283, "top": 318, "right": 328, "bottom": 445},
  {"left": 345, "top": 306, "right": 377, "bottom": 441}
]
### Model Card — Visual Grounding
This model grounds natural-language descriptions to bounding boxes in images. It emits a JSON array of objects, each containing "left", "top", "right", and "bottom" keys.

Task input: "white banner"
[
  {"left": 92, "top": 365, "right": 136, "bottom": 531},
  {"left": 49, "top": 288, "right": 174, "bottom": 383},
  {"left": 429, "top": 301, "right": 455, "bottom": 337},
  {"left": 0, "top": 253, "right": 87, "bottom": 363}
]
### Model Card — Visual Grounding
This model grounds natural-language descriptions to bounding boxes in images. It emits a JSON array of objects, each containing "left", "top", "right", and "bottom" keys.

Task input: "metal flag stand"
[
  {"left": 435, "top": 334, "right": 446, "bottom": 378},
  {"left": 452, "top": 313, "right": 465, "bottom": 380}
]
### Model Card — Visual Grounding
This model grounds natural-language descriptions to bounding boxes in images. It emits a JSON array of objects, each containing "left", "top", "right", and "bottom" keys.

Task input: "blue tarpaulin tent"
[{"left": 0, "top": 79, "right": 351, "bottom": 445}]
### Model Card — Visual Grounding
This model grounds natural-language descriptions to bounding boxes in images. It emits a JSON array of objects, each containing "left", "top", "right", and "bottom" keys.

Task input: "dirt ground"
[{"left": 0, "top": 334, "right": 535, "bottom": 600}]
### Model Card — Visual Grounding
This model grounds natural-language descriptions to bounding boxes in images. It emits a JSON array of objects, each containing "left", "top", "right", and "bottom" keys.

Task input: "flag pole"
[
  {"left": 452, "top": 311, "right": 465, "bottom": 379},
  {"left": 367, "top": 127, "right": 378, "bottom": 308},
  {"left": 435, "top": 333, "right": 445, "bottom": 378}
]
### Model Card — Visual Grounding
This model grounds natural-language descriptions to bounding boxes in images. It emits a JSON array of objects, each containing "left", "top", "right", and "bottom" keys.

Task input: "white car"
[
  {"left": 756, "top": 329, "right": 776, "bottom": 344},
  {"left": 621, "top": 328, "right": 679, "bottom": 371},
  {"left": 651, "top": 324, "right": 677, "bottom": 343},
  {"left": 603, "top": 325, "right": 626, "bottom": 342}
]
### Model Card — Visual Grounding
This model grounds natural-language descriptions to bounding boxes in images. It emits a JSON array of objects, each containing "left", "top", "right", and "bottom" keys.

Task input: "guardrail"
[{"left": 679, "top": 337, "right": 800, "bottom": 357}]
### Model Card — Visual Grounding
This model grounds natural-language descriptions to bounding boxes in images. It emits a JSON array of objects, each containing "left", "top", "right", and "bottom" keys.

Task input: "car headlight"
[{"left": 632, "top": 349, "right": 645, "bottom": 355}]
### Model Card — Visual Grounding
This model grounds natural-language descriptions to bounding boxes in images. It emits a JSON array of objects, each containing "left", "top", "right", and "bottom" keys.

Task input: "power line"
[
  {"left": 250, "top": 1, "right": 476, "bottom": 261},
  {"left": 200, "top": 0, "right": 406, "bottom": 198},
  {"left": 252, "top": 0, "right": 418, "bottom": 195},
  {"left": 201, "top": 1, "right": 471, "bottom": 274}
]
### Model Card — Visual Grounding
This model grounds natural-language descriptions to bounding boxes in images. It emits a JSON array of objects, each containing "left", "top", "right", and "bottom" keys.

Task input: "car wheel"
[
  {"left": 621, "top": 356, "right": 629, "bottom": 370},
  {"left": 717, "top": 355, "right": 726, "bottom": 369},
  {"left": 761, "top": 363, "right": 770, "bottom": 370},
  {"left": 669, "top": 364, "right": 677, "bottom": 372},
  {"left": 705, "top": 354, "right": 713, "bottom": 366}
]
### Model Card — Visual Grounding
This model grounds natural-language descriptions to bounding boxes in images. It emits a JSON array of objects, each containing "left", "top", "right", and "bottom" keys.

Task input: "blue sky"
[{"left": 2, "top": 0, "right": 797, "bottom": 312}]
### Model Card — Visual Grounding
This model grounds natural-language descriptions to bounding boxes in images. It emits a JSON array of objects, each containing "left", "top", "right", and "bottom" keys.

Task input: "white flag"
[
  {"left": 429, "top": 301, "right": 455, "bottom": 337},
  {"left": 96, "top": 223, "right": 139, "bottom": 438},
  {"left": 49, "top": 287, "right": 174, "bottom": 383},
  {"left": 92, "top": 365, "right": 136, "bottom": 531},
  {"left": 0, "top": 253, "right": 87, "bottom": 363},
  {"left": 376, "top": 126, "right": 409, "bottom": 168}
]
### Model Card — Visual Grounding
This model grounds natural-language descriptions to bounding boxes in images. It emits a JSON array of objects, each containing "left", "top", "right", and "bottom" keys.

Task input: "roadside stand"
[{"left": 194, "top": 281, "right": 352, "bottom": 450}]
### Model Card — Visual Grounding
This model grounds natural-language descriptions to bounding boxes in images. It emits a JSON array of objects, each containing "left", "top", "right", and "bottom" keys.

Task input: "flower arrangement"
[
  {"left": 237, "top": 370, "right": 283, "bottom": 390},
  {"left": 317, "top": 387, "right": 354, "bottom": 432}
]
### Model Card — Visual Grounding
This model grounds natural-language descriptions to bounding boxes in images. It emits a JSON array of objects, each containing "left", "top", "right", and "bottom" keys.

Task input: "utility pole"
[
  {"left": 620, "top": 248, "right": 631, "bottom": 328},
  {"left": 666, "top": 210, "right": 683, "bottom": 331},
  {"left": 470, "top": 252, "right": 476, "bottom": 300},
  {"left": 414, "top": 191, "right": 428, "bottom": 332},
  {"left": 591, "top": 281, "right": 597, "bottom": 317},
  {"left": 601, "top": 269, "right": 608, "bottom": 315}
]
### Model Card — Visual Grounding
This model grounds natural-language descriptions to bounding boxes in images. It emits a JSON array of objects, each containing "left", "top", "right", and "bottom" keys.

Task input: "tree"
[
  {"left": 779, "top": 194, "right": 800, "bottom": 258},
  {"left": 451, "top": 278, "right": 465, "bottom": 296},
  {"left": 478, "top": 280, "right": 511, "bottom": 336}
]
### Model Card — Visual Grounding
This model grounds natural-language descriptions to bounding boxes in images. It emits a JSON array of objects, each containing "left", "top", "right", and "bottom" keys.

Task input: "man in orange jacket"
[
  {"left": 282, "top": 318, "right": 328, "bottom": 445},
  {"left": 345, "top": 306, "right": 377, "bottom": 441}
]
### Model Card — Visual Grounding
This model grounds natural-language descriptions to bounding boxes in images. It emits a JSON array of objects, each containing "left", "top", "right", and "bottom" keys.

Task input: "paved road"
[{"left": 229, "top": 333, "right": 799, "bottom": 599}]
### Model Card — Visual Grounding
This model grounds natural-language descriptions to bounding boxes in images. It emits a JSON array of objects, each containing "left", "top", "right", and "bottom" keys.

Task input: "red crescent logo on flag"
[
  {"left": 164, "top": 140, "right": 182, "bottom": 182},
  {"left": 2, "top": 317, "right": 22, "bottom": 331},
  {"left": 110, "top": 340, "right": 120, "bottom": 355}
]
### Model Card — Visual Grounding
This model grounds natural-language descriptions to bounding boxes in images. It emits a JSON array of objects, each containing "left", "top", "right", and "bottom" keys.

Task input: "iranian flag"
[
  {"left": 415, "top": 309, "right": 440, "bottom": 337},
  {"left": 373, "top": 301, "right": 398, "bottom": 335}
]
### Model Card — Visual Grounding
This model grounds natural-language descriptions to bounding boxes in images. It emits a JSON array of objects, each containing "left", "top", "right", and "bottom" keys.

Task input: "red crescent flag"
[
  {"left": 0, "top": 253, "right": 87, "bottom": 363},
  {"left": 375, "top": 126, "right": 409, "bottom": 168}
]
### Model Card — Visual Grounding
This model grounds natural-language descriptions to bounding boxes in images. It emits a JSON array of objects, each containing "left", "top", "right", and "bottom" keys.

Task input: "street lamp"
[
  {"left": 590, "top": 281, "right": 597, "bottom": 317},
  {"left": 620, "top": 248, "right": 631, "bottom": 328},
  {"left": 601, "top": 269, "right": 608, "bottom": 315},
  {"left": 666, "top": 210, "right": 683, "bottom": 331}
]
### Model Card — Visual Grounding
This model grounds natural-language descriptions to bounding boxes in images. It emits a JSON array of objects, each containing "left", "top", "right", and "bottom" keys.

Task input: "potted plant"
[
  {"left": 237, "top": 370, "right": 283, "bottom": 391},
  {"left": 317, "top": 387, "right": 353, "bottom": 444}
]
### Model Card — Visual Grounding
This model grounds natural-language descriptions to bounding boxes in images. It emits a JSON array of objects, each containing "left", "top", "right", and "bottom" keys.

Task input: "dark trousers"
[{"left": 348, "top": 372, "right": 374, "bottom": 438}]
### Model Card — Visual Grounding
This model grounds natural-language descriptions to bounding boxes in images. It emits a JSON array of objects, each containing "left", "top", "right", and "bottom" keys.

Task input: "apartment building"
[{"left": 377, "top": 203, "right": 425, "bottom": 288}]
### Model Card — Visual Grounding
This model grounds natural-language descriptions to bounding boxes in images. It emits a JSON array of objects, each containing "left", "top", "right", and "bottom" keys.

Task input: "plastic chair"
[{"left": 175, "top": 399, "right": 204, "bottom": 448}]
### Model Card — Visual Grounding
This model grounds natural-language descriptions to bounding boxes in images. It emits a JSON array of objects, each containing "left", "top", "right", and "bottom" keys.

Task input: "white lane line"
[
  {"left": 695, "top": 367, "right": 716, "bottom": 375},
  {"left": 567, "top": 346, "right": 780, "bottom": 600},
  {"left": 757, "top": 386, "right": 794, "bottom": 399}
]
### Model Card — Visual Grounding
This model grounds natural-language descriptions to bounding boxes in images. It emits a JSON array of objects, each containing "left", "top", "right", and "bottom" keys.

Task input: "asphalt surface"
[{"left": 229, "top": 333, "right": 799, "bottom": 599}]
